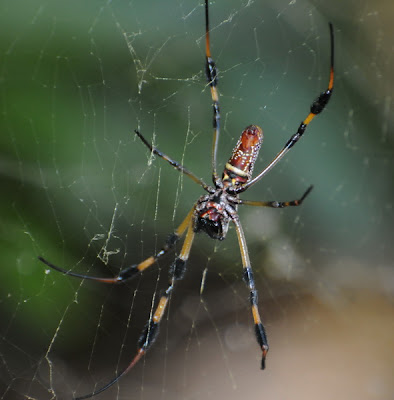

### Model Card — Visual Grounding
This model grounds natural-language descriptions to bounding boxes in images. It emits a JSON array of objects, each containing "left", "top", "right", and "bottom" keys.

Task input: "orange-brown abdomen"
[{"left": 222, "top": 125, "right": 263, "bottom": 186}]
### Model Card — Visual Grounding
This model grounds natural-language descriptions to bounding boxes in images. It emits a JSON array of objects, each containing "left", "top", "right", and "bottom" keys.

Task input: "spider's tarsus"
[
  {"left": 38, "top": 256, "right": 68, "bottom": 274},
  {"left": 38, "top": 256, "right": 124, "bottom": 284},
  {"left": 261, "top": 355, "right": 266, "bottom": 370},
  {"left": 134, "top": 129, "right": 152, "bottom": 151},
  {"left": 301, "top": 185, "right": 314, "bottom": 201},
  {"left": 328, "top": 22, "right": 334, "bottom": 67}
]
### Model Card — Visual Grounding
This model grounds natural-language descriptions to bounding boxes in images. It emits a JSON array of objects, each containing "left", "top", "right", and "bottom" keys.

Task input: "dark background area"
[{"left": 1, "top": 0, "right": 393, "bottom": 399}]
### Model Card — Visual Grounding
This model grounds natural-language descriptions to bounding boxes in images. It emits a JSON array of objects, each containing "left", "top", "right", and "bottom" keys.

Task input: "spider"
[{"left": 38, "top": 1, "right": 334, "bottom": 399}]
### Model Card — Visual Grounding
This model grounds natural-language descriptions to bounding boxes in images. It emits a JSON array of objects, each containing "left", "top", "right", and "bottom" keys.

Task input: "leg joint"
[
  {"left": 205, "top": 57, "right": 218, "bottom": 86},
  {"left": 310, "top": 89, "right": 333, "bottom": 114},
  {"left": 170, "top": 258, "right": 187, "bottom": 280},
  {"left": 242, "top": 266, "right": 255, "bottom": 289},
  {"left": 166, "top": 233, "right": 179, "bottom": 247},
  {"left": 138, "top": 320, "right": 159, "bottom": 350}
]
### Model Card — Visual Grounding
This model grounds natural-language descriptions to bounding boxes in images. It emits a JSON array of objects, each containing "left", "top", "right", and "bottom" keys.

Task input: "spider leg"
[
  {"left": 74, "top": 216, "right": 196, "bottom": 400},
  {"left": 237, "top": 23, "right": 334, "bottom": 193},
  {"left": 134, "top": 130, "right": 210, "bottom": 191},
  {"left": 204, "top": 0, "right": 221, "bottom": 186},
  {"left": 239, "top": 185, "right": 313, "bottom": 208},
  {"left": 232, "top": 216, "right": 269, "bottom": 369},
  {"left": 38, "top": 208, "right": 195, "bottom": 284}
]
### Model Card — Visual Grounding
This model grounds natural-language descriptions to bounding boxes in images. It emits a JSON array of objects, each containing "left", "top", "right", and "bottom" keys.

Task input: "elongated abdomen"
[{"left": 222, "top": 125, "right": 263, "bottom": 186}]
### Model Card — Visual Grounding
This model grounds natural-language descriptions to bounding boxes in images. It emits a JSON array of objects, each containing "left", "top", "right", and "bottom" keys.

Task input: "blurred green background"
[{"left": 1, "top": 0, "right": 393, "bottom": 399}]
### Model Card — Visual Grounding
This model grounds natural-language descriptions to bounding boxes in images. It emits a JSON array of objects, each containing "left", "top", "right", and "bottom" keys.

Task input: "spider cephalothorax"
[
  {"left": 194, "top": 189, "right": 237, "bottom": 240},
  {"left": 37, "top": 1, "right": 334, "bottom": 397}
]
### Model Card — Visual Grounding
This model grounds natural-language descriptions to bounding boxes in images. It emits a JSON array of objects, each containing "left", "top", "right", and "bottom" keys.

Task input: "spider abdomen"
[{"left": 222, "top": 125, "right": 263, "bottom": 186}]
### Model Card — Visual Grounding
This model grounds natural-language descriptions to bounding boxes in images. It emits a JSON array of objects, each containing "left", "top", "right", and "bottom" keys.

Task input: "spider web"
[{"left": 1, "top": 0, "right": 393, "bottom": 399}]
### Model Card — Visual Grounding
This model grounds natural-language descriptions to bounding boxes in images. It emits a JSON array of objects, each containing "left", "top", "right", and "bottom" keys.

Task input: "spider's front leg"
[{"left": 232, "top": 217, "right": 269, "bottom": 369}]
